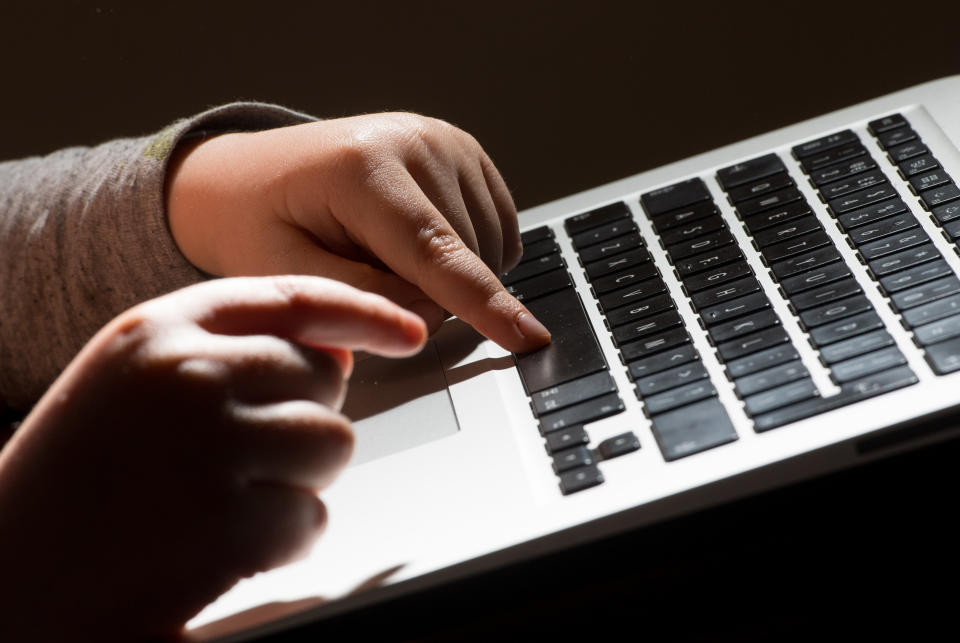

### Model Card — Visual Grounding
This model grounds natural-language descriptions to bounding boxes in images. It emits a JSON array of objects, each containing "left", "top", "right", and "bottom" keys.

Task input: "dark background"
[{"left": 4, "top": 1, "right": 960, "bottom": 639}]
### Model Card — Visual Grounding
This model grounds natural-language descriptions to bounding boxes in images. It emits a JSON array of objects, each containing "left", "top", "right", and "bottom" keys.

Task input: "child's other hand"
[
  {"left": 0, "top": 276, "right": 426, "bottom": 641},
  {"left": 166, "top": 114, "right": 551, "bottom": 353}
]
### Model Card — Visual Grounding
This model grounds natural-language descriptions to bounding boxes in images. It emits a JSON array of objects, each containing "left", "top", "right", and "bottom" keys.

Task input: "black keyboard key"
[
  {"left": 565, "top": 201, "right": 631, "bottom": 235},
  {"left": 572, "top": 219, "right": 638, "bottom": 250},
  {"left": 914, "top": 313, "right": 960, "bottom": 346},
  {"left": 592, "top": 263, "right": 660, "bottom": 295},
  {"left": 779, "top": 261, "right": 852, "bottom": 296},
  {"left": 539, "top": 392, "right": 624, "bottom": 434},
  {"left": 868, "top": 243, "right": 940, "bottom": 277},
  {"left": 890, "top": 276, "right": 960, "bottom": 312},
  {"left": 800, "top": 294, "right": 873, "bottom": 328},
  {"left": 736, "top": 187, "right": 804, "bottom": 218},
  {"left": 682, "top": 261, "right": 753, "bottom": 293},
  {"left": 828, "top": 184, "right": 899, "bottom": 215},
  {"left": 502, "top": 253, "right": 565, "bottom": 286},
  {"left": 643, "top": 380, "right": 717, "bottom": 416},
  {"left": 552, "top": 446, "right": 595, "bottom": 474},
  {"left": 506, "top": 270, "right": 572, "bottom": 303},
  {"left": 933, "top": 200, "right": 960, "bottom": 225},
  {"left": 521, "top": 226, "right": 554, "bottom": 246},
  {"left": 519, "top": 238, "right": 560, "bottom": 262},
  {"left": 744, "top": 378, "right": 818, "bottom": 416},
  {"left": 612, "top": 310, "right": 683, "bottom": 345},
  {"left": 790, "top": 278, "right": 862, "bottom": 312},
  {"left": 597, "top": 432, "right": 641, "bottom": 460},
  {"left": 879, "top": 258, "right": 953, "bottom": 293},
  {"left": 793, "top": 130, "right": 859, "bottom": 159},
  {"left": 716, "top": 153, "right": 786, "bottom": 190},
  {"left": 727, "top": 172, "right": 794, "bottom": 203},
  {"left": 818, "top": 329, "right": 895, "bottom": 365},
  {"left": 619, "top": 327, "right": 690, "bottom": 363},
  {"left": 899, "top": 154, "right": 939, "bottom": 178},
  {"left": 674, "top": 245, "right": 744, "bottom": 278},
  {"left": 635, "top": 362, "right": 710, "bottom": 397},
  {"left": 584, "top": 247, "right": 651, "bottom": 280},
  {"left": 818, "top": 169, "right": 887, "bottom": 201},
  {"left": 830, "top": 346, "right": 906, "bottom": 384},
  {"left": 530, "top": 371, "right": 618, "bottom": 416},
  {"left": 753, "top": 216, "right": 822, "bottom": 249},
  {"left": 660, "top": 216, "right": 725, "bottom": 247},
  {"left": 640, "top": 179, "right": 712, "bottom": 217},
  {"left": 649, "top": 397, "right": 737, "bottom": 461},
  {"left": 578, "top": 232, "right": 643, "bottom": 264},
  {"left": 667, "top": 229, "right": 735, "bottom": 261},
  {"left": 836, "top": 198, "right": 908, "bottom": 231},
  {"left": 559, "top": 465, "right": 604, "bottom": 495},
  {"left": 909, "top": 169, "right": 951, "bottom": 193},
  {"left": 517, "top": 288, "right": 607, "bottom": 393},
  {"left": 700, "top": 292, "right": 771, "bottom": 326},
  {"left": 742, "top": 201, "right": 812, "bottom": 234},
  {"left": 858, "top": 227, "right": 930, "bottom": 261},
  {"left": 924, "top": 336, "right": 960, "bottom": 374},
  {"left": 598, "top": 278, "right": 668, "bottom": 312},
  {"left": 762, "top": 230, "right": 832, "bottom": 264},
  {"left": 810, "top": 157, "right": 877, "bottom": 187},
  {"left": 920, "top": 183, "right": 960, "bottom": 210},
  {"left": 709, "top": 309, "right": 780, "bottom": 344},
  {"left": 627, "top": 344, "right": 699, "bottom": 380},
  {"left": 809, "top": 310, "right": 884, "bottom": 346},
  {"left": 651, "top": 201, "right": 718, "bottom": 233},
  {"left": 735, "top": 360, "right": 808, "bottom": 397},
  {"left": 888, "top": 141, "right": 928, "bottom": 163},
  {"left": 605, "top": 293, "right": 675, "bottom": 328},
  {"left": 545, "top": 426, "right": 590, "bottom": 454},
  {"left": 877, "top": 127, "right": 917, "bottom": 150},
  {"left": 800, "top": 142, "right": 866, "bottom": 172},
  {"left": 868, "top": 114, "right": 908, "bottom": 135},
  {"left": 752, "top": 366, "right": 918, "bottom": 432},
  {"left": 901, "top": 293, "right": 960, "bottom": 328},
  {"left": 847, "top": 212, "right": 917, "bottom": 247},
  {"left": 690, "top": 276, "right": 762, "bottom": 310},
  {"left": 942, "top": 219, "right": 960, "bottom": 241},
  {"left": 771, "top": 246, "right": 842, "bottom": 280},
  {"left": 716, "top": 326, "right": 791, "bottom": 361},
  {"left": 725, "top": 343, "right": 800, "bottom": 378}
]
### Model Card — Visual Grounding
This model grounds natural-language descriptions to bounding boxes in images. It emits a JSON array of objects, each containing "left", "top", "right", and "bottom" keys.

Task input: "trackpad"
[{"left": 341, "top": 340, "right": 460, "bottom": 466}]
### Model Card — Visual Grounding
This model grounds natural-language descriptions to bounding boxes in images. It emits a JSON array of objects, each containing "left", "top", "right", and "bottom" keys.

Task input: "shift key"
[{"left": 516, "top": 288, "right": 607, "bottom": 393}]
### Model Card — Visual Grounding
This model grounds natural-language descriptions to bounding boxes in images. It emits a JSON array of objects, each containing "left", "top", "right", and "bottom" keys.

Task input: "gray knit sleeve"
[{"left": 0, "top": 102, "right": 316, "bottom": 413}]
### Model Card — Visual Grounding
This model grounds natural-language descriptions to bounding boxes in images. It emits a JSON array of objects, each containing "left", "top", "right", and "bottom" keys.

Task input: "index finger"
[
  {"left": 149, "top": 275, "right": 429, "bottom": 358},
  {"left": 346, "top": 170, "right": 552, "bottom": 353}
]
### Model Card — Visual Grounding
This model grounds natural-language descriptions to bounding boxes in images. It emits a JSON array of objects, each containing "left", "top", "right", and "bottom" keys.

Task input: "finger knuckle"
[{"left": 415, "top": 225, "right": 468, "bottom": 273}]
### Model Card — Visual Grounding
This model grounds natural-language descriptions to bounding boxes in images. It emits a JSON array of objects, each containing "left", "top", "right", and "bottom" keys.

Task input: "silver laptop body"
[{"left": 188, "top": 75, "right": 960, "bottom": 641}]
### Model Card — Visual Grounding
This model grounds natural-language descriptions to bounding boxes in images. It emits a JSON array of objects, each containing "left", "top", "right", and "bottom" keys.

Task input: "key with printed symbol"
[
  {"left": 578, "top": 232, "right": 644, "bottom": 264},
  {"left": 565, "top": 201, "right": 632, "bottom": 235},
  {"left": 635, "top": 362, "right": 710, "bottom": 397},
  {"left": 597, "top": 432, "right": 641, "bottom": 459}
]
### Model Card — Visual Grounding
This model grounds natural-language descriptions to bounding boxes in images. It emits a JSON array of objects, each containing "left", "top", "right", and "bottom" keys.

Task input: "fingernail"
[{"left": 516, "top": 311, "right": 551, "bottom": 345}]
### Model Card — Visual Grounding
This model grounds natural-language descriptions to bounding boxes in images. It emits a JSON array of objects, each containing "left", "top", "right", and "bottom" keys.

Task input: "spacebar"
[{"left": 515, "top": 287, "right": 607, "bottom": 393}]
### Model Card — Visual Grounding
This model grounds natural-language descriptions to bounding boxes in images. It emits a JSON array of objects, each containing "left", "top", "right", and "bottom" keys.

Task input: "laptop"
[{"left": 186, "top": 75, "right": 960, "bottom": 640}]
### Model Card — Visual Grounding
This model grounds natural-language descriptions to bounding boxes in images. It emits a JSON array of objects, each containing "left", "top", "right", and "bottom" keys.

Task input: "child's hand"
[
  {"left": 165, "top": 113, "right": 551, "bottom": 353},
  {"left": 0, "top": 276, "right": 426, "bottom": 641}
]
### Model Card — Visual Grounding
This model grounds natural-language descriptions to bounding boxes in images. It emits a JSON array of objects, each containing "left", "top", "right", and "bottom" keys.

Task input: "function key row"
[{"left": 864, "top": 113, "right": 960, "bottom": 375}]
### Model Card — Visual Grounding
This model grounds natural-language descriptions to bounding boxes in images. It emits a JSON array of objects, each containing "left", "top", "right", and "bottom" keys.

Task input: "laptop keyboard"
[{"left": 503, "top": 112, "right": 960, "bottom": 495}]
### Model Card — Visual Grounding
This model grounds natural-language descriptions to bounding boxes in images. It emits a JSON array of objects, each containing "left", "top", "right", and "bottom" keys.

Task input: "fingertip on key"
[{"left": 516, "top": 311, "right": 552, "bottom": 349}]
